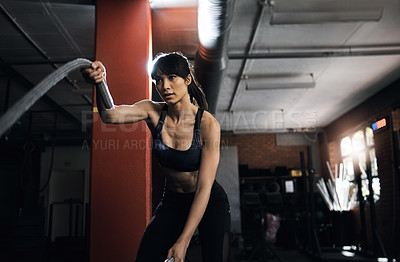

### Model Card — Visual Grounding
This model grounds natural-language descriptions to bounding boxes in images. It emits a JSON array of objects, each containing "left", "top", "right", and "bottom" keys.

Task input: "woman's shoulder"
[
  {"left": 136, "top": 99, "right": 164, "bottom": 108},
  {"left": 135, "top": 100, "right": 165, "bottom": 112},
  {"left": 200, "top": 110, "right": 220, "bottom": 135},
  {"left": 133, "top": 100, "right": 166, "bottom": 121}
]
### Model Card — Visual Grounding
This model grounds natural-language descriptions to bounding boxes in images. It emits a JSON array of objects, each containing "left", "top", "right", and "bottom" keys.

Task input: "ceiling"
[{"left": 1, "top": 0, "right": 400, "bottom": 142}]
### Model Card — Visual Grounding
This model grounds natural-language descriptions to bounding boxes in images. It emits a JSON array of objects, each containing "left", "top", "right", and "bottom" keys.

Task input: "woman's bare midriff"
[{"left": 161, "top": 165, "right": 199, "bottom": 193}]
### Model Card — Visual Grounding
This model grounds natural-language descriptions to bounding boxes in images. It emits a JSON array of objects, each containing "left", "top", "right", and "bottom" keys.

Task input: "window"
[{"left": 340, "top": 127, "right": 381, "bottom": 203}]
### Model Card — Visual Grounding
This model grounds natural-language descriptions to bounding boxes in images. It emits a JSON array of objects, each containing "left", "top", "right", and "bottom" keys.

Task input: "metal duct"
[{"left": 195, "top": 0, "right": 235, "bottom": 114}]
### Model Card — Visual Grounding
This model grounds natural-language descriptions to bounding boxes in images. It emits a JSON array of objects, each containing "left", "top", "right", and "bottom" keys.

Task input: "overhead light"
[
  {"left": 245, "top": 73, "right": 315, "bottom": 90},
  {"left": 271, "top": 10, "right": 383, "bottom": 24},
  {"left": 341, "top": 251, "right": 356, "bottom": 258},
  {"left": 150, "top": 0, "right": 198, "bottom": 9},
  {"left": 269, "top": 0, "right": 384, "bottom": 25}
]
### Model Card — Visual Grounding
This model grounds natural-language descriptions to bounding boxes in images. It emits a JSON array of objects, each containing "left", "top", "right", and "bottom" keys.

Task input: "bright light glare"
[
  {"left": 198, "top": 0, "right": 219, "bottom": 49},
  {"left": 342, "top": 246, "right": 357, "bottom": 251},
  {"left": 150, "top": 0, "right": 197, "bottom": 9},
  {"left": 147, "top": 59, "right": 154, "bottom": 76},
  {"left": 341, "top": 251, "right": 356, "bottom": 257},
  {"left": 340, "top": 136, "right": 352, "bottom": 156},
  {"left": 352, "top": 130, "right": 365, "bottom": 152}
]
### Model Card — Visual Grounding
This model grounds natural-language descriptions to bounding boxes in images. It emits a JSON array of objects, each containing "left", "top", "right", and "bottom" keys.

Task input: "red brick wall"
[
  {"left": 221, "top": 133, "right": 308, "bottom": 171},
  {"left": 323, "top": 107, "right": 400, "bottom": 257},
  {"left": 327, "top": 141, "right": 340, "bottom": 177},
  {"left": 373, "top": 111, "right": 400, "bottom": 257}
]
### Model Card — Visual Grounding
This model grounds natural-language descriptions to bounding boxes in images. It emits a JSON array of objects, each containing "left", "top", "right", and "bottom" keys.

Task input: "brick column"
[{"left": 90, "top": 1, "right": 152, "bottom": 261}]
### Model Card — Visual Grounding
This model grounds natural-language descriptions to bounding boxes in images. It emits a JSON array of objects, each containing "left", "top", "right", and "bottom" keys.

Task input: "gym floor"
[
  {"left": 186, "top": 242, "right": 380, "bottom": 262},
  {"left": 186, "top": 242, "right": 314, "bottom": 262}
]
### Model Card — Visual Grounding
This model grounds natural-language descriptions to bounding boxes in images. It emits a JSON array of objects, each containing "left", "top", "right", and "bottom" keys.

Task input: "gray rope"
[{"left": 0, "top": 58, "right": 112, "bottom": 137}]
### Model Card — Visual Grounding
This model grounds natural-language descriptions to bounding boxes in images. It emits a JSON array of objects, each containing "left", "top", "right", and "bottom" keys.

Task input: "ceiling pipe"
[
  {"left": 228, "top": 45, "right": 400, "bottom": 59},
  {"left": 228, "top": 1, "right": 266, "bottom": 112},
  {"left": 4, "top": 44, "right": 400, "bottom": 66},
  {"left": 194, "top": 0, "right": 235, "bottom": 114}
]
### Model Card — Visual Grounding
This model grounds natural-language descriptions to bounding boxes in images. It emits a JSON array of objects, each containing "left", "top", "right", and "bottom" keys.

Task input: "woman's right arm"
[
  {"left": 82, "top": 61, "right": 157, "bottom": 124},
  {"left": 104, "top": 100, "right": 158, "bottom": 124}
]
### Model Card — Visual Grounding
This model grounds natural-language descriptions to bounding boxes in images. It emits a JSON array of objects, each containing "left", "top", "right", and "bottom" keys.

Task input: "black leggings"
[{"left": 135, "top": 181, "right": 231, "bottom": 262}]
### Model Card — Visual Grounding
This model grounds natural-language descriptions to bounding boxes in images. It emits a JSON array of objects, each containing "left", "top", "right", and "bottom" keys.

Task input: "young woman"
[{"left": 82, "top": 52, "right": 231, "bottom": 262}]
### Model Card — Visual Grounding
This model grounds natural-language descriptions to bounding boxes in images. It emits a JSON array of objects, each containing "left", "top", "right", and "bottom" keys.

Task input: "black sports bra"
[{"left": 151, "top": 104, "right": 204, "bottom": 172}]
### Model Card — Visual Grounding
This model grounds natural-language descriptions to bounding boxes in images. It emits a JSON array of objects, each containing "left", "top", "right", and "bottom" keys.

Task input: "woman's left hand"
[{"left": 166, "top": 240, "right": 189, "bottom": 262}]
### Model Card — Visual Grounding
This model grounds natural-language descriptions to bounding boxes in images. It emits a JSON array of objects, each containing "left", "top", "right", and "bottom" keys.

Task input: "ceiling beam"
[
  {"left": 8, "top": 0, "right": 95, "bottom": 5},
  {"left": 228, "top": 45, "right": 400, "bottom": 59},
  {"left": 0, "top": 3, "right": 92, "bottom": 106},
  {"left": 0, "top": 60, "right": 80, "bottom": 66},
  {"left": 48, "top": 0, "right": 95, "bottom": 4},
  {"left": 228, "top": 1, "right": 266, "bottom": 112}
]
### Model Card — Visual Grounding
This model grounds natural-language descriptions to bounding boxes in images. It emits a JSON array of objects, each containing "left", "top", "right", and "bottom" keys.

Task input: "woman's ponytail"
[{"left": 187, "top": 67, "right": 208, "bottom": 110}]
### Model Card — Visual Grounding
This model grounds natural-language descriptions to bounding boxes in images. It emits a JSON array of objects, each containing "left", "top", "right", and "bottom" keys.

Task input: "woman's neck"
[{"left": 167, "top": 101, "right": 197, "bottom": 123}]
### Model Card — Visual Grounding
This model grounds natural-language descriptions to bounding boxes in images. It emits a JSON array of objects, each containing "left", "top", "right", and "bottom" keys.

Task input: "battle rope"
[{"left": 0, "top": 58, "right": 112, "bottom": 137}]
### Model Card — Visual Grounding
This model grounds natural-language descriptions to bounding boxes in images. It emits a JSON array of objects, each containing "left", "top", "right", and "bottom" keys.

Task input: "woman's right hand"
[{"left": 81, "top": 61, "right": 106, "bottom": 84}]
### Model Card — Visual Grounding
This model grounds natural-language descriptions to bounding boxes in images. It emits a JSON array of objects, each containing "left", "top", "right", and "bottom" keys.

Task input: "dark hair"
[{"left": 151, "top": 52, "right": 208, "bottom": 110}]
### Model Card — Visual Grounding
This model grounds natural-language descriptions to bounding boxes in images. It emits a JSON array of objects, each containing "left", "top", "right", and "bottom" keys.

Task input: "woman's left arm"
[{"left": 166, "top": 114, "right": 221, "bottom": 262}]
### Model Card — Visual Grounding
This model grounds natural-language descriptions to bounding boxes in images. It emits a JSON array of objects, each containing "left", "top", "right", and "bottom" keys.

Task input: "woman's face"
[{"left": 153, "top": 72, "right": 191, "bottom": 104}]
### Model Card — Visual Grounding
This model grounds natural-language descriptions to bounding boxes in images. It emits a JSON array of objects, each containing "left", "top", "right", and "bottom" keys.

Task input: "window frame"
[{"left": 339, "top": 126, "right": 381, "bottom": 204}]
